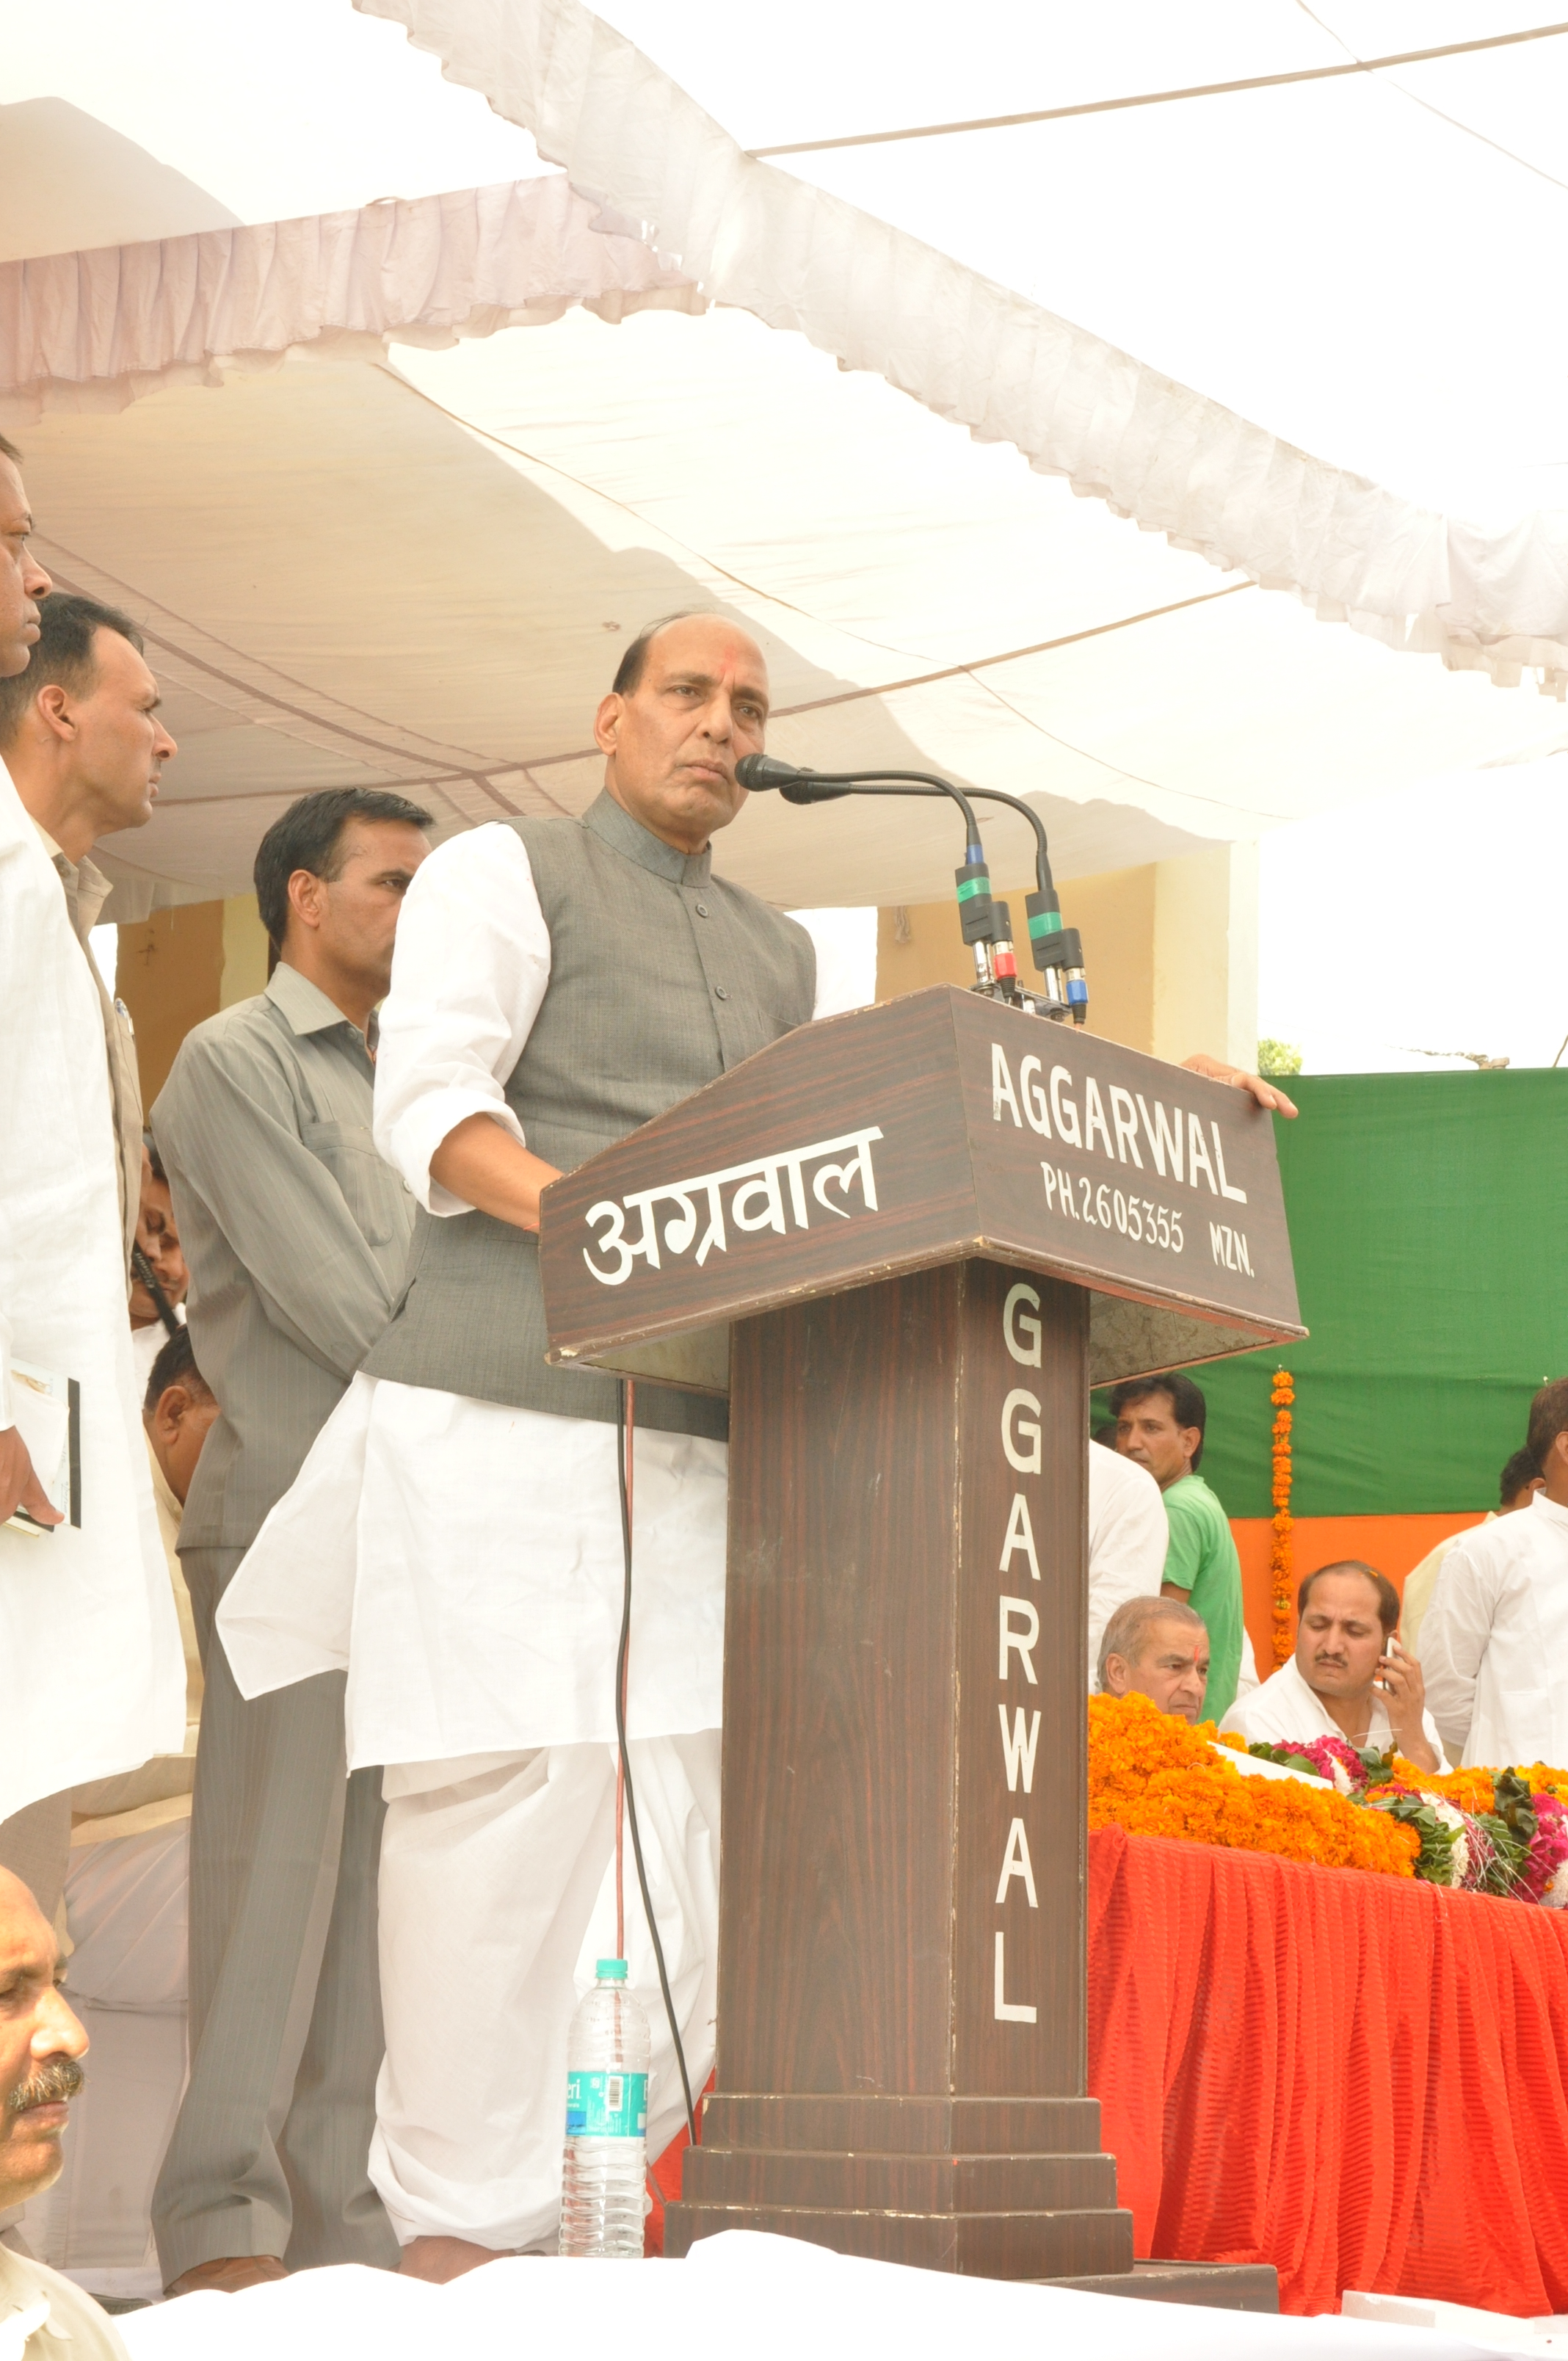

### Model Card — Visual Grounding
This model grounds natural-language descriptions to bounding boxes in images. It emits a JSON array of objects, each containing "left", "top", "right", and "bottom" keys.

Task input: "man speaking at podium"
[
  {"left": 218, "top": 613, "right": 852, "bottom": 2277},
  {"left": 219, "top": 610, "right": 1290, "bottom": 2279}
]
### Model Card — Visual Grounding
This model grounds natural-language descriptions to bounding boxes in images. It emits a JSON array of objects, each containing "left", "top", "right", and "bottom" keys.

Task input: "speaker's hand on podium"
[
  {"left": 429, "top": 1113, "right": 564, "bottom": 1233},
  {"left": 1180, "top": 1053, "right": 1299, "bottom": 1120}
]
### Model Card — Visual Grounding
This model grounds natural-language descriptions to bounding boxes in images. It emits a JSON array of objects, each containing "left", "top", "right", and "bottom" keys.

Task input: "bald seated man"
[
  {"left": 1097, "top": 1595, "right": 1211, "bottom": 1724},
  {"left": 0, "top": 1867, "right": 131, "bottom": 2359}
]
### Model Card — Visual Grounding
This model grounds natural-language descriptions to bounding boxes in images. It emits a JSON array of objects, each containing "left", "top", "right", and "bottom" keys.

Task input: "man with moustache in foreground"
[{"left": 0, "top": 1867, "right": 131, "bottom": 2359}]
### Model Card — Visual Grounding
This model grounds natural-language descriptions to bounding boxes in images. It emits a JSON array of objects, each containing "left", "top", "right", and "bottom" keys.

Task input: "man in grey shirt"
[{"left": 150, "top": 786, "right": 431, "bottom": 2296}]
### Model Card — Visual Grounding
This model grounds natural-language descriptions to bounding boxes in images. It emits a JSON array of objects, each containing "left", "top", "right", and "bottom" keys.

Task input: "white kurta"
[
  {"left": 214, "top": 821, "right": 850, "bottom": 2245},
  {"left": 0, "top": 760, "right": 184, "bottom": 1824},
  {"left": 1227, "top": 1652, "right": 1448, "bottom": 1768},
  {"left": 1086, "top": 1441, "right": 1166, "bottom": 1688},
  {"left": 219, "top": 1373, "right": 728, "bottom": 1767},
  {"left": 373, "top": 1735, "right": 718, "bottom": 2250},
  {"left": 1420, "top": 1491, "right": 1568, "bottom": 1769},
  {"left": 217, "top": 822, "right": 849, "bottom": 1761}
]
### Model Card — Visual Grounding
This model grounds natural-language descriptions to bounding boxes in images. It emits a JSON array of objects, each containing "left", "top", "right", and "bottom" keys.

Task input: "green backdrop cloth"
[{"left": 1097, "top": 1072, "right": 1568, "bottom": 1519}]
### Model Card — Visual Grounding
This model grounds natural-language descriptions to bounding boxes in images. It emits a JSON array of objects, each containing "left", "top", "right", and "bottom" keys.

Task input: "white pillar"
[{"left": 1150, "top": 842, "right": 1259, "bottom": 1074}]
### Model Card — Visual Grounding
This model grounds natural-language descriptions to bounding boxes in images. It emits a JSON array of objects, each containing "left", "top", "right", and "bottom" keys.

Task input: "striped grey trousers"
[{"left": 151, "top": 1545, "right": 396, "bottom": 2283}]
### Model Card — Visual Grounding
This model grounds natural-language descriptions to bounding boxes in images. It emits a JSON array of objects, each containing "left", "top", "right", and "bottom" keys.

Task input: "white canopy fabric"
[
  {"left": 0, "top": 173, "right": 697, "bottom": 420},
  {"left": 3, "top": 2, "right": 1567, "bottom": 913},
  {"left": 360, "top": 0, "right": 1568, "bottom": 694}
]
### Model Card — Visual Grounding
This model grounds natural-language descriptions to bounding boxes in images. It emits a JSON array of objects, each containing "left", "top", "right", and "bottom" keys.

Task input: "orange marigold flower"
[{"left": 1088, "top": 1693, "right": 1415, "bottom": 1878}]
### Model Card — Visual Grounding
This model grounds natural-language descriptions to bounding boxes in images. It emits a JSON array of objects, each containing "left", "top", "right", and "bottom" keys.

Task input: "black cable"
[
  {"left": 813, "top": 776, "right": 1059, "bottom": 896},
  {"left": 614, "top": 1379, "right": 698, "bottom": 2146},
  {"left": 772, "top": 766, "right": 984, "bottom": 846},
  {"left": 966, "top": 787, "right": 1055, "bottom": 897},
  {"left": 131, "top": 1247, "right": 181, "bottom": 1339}
]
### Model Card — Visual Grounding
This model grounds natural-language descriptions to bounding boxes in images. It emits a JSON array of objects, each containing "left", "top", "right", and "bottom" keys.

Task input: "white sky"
[
  {"left": 10, "top": 1, "right": 1568, "bottom": 521},
  {"left": 1258, "top": 755, "right": 1568, "bottom": 1075},
  {"left": 0, "top": 0, "right": 547, "bottom": 222},
  {"left": 591, "top": 1, "right": 1568, "bottom": 526},
  {"left": 14, "top": 0, "right": 1568, "bottom": 1070}
]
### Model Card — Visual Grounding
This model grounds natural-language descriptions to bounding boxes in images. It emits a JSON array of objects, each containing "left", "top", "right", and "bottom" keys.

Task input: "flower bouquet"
[{"left": 1218, "top": 1730, "right": 1568, "bottom": 1902}]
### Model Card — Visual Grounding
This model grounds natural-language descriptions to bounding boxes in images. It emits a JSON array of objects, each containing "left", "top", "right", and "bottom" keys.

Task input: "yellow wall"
[
  {"left": 877, "top": 865, "right": 1160, "bottom": 1053},
  {"left": 117, "top": 902, "right": 225, "bottom": 1110},
  {"left": 876, "top": 847, "right": 1256, "bottom": 1068},
  {"left": 219, "top": 893, "right": 270, "bottom": 1009},
  {"left": 120, "top": 893, "right": 271, "bottom": 1109}
]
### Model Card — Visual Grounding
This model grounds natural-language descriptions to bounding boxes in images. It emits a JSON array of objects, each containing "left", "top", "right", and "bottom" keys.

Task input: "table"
[{"left": 1089, "top": 1826, "right": 1568, "bottom": 2315}]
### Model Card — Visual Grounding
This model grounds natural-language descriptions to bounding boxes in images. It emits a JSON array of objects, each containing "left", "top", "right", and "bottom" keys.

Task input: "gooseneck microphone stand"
[{"left": 734, "top": 755, "right": 1088, "bottom": 1024}]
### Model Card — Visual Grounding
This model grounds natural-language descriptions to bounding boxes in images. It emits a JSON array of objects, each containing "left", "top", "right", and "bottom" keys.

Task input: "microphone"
[
  {"left": 735, "top": 753, "right": 1087, "bottom": 1024},
  {"left": 735, "top": 752, "right": 847, "bottom": 802},
  {"left": 738, "top": 755, "right": 998, "bottom": 993}
]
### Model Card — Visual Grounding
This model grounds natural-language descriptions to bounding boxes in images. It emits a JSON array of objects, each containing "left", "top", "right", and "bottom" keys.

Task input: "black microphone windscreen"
[{"left": 736, "top": 753, "right": 805, "bottom": 790}]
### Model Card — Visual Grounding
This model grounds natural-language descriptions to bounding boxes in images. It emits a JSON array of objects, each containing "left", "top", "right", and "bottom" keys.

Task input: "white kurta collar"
[{"left": 1526, "top": 1490, "right": 1568, "bottom": 1535}]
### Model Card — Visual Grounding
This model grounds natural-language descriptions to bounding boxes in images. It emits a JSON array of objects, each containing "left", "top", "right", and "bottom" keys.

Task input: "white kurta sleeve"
[
  {"left": 1420, "top": 1708, "right": 1451, "bottom": 1773},
  {"left": 1233, "top": 1624, "right": 1260, "bottom": 1702},
  {"left": 1086, "top": 1443, "right": 1168, "bottom": 1687},
  {"left": 374, "top": 824, "right": 552, "bottom": 1216},
  {"left": 796, "top": 908, "right": 874, "bottom": 1020},
  {"left": 1418, "top": 1540, "right": 1495, "bottom": 1767}
]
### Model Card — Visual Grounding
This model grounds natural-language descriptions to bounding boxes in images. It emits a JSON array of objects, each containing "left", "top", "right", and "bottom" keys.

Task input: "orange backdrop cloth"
[
  {"left": 1089, "top": 1824, "right": 1568, "bottom": 2317},
  {"left": 1233, "top": 1512, "right": 1483, "bottom": 1670}
]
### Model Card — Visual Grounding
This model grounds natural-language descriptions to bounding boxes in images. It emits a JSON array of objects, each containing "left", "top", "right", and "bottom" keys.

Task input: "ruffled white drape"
[
  {"left": 355, "top": 0, "right": 1568, "bottom": 695},
  {"left": 0, "top": 173, "right": 700, "bottom": 422}
]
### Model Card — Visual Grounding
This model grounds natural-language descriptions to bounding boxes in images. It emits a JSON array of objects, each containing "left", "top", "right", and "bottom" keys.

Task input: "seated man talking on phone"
[{"left": 1227, "top": 1560, "right": 1445, "bottom": 1770}]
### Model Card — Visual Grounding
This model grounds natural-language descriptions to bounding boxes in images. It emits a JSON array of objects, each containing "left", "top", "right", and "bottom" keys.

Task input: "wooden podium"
[{"left": 540, "top": 986, "right": 1304, "bottom": 2283}]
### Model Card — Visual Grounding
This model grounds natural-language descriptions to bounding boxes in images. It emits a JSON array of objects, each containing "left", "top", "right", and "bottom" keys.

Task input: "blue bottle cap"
[{"left": 595, "top": 1958, "right": 628, "bottom": 1981}]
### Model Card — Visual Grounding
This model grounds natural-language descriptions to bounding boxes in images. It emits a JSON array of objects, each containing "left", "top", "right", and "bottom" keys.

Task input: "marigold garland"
[
  {"left": 1388, "top": 1758, "right": 1568, "bottom": 1808},
  {"left": 1088, "top": 1691, "right": 1419, "bottom": 1879},
  {"left": 1210, "top": 1730, "right": 1568, "bottom": 1901},
  {"left": 1269, "top": 1368, "right": 1295, "bottom": 1667}
]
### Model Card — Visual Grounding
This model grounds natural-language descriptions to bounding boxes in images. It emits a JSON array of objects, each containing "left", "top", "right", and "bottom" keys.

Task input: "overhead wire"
[
  {"left": 1293, "top": 2, "right": 1568, "bottom": 198},
  {"left": 744, "top": 18, "right": 1568, "bottom": 158}
]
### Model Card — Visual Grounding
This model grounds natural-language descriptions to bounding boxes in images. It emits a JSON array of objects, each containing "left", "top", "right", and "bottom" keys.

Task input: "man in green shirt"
[{"left": 1109, "top": 1371, "right": 1244, "bottom": 1722}]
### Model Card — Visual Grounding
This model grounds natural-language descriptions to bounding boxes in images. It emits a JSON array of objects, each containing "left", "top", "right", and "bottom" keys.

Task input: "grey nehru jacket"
[
  {"left": 152, "top": 963, "right": 415, "bottom": 1551},
  {"left": 364, "top": 790, "right": 816, "bottom": 1435}
]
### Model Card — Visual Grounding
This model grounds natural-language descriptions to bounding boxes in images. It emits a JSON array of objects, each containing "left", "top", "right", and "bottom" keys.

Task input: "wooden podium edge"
[
  {"left": 546, "top": 1227, "right": 1306, "bottom": 1372},
  {"left": 542, "top": 987, "right": 1305, "bottom": 1375}
]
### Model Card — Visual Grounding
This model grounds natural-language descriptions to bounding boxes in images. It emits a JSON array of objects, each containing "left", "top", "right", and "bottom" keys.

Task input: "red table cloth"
[{"left": 1089, "top": 1824, "right": 1568, "bottom": 2315}]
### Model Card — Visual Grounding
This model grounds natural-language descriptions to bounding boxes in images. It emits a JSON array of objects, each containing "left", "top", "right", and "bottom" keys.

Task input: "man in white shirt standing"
[
  {"left": 1401, "top": 1446, "right": 1542, "bottom": 1658},
  {"left": 220, "top": 613, "right": 830, "bottom": 2280},
  {"left": 1228, "top": 1560, "right": 1445, "bottom": 1769},
  {"left": 0, "top": 435, "right": 49, "bottom": 677},
  {"left": 1086, "top": 1441, "right": 1167, "bottom": 1688},
  {"left": 0, "top": 457, "right": 185, "bottom": 1942},
  {"left": 219, "top": 612, "right": 1302, "bottom": 2279},
  {"left": 1423, "top": 1378, "right": 1568, "bottom": 1769},
  {"left": 0, "top": 428, "right": 59, "bottom": 1546}
]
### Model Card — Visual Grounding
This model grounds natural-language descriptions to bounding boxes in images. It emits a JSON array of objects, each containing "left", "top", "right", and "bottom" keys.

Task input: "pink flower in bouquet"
[
  {"left": 1523, "top": 1794, "right": 1568, "bottom": 1907},
  {"left": 1290, "top": 1736, "right": 1369, "bottom": 1793}
]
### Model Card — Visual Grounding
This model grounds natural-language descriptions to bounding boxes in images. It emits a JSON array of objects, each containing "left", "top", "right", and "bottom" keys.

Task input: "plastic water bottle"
[{"left": 559, "top": 1958, "right": 650, "bottom": 2257}]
